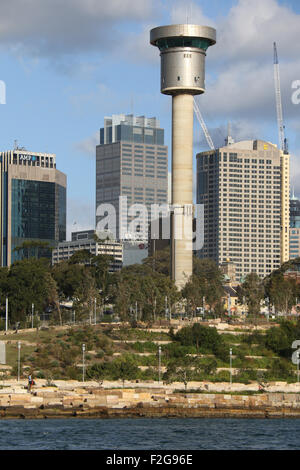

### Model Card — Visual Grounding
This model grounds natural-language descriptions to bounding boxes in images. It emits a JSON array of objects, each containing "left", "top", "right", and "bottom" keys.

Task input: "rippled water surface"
[{"left": 0, "top": 418, "right": 299, "bottom": 450}]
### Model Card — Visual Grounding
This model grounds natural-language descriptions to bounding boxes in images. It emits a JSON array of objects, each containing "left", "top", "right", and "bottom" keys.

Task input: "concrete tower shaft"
[{"left": 150, "top": 24, "right": 216, "bottom": 289}]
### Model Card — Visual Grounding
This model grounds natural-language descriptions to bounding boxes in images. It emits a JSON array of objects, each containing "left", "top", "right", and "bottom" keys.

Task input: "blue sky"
[{"left": 0, "top": 0, "right": 299, "bottom": 238}]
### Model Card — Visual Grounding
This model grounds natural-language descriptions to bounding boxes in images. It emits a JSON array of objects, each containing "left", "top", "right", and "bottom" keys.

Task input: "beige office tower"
[
  {"left": 150, "top": 24, "right": 216, "bottom": 289},
  {"left": 196, "top": 139, "right": 290, "bottom": 281}
]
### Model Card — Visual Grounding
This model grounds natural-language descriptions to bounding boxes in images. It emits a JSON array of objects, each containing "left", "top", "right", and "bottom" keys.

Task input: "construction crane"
[
  {"left": 273, "top": 42, "right": 288, "bottom": 154},
  {"left": 193, "top": 97, "right": 215, "bottom": 150}
]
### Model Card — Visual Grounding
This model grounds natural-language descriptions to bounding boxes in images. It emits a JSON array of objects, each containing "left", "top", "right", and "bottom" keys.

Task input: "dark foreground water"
[{"left": 0, "top": 418, "right": 299, "bottom": 450}]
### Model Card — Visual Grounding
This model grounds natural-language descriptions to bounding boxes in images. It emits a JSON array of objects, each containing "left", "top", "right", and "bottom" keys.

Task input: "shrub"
[
  {"left": 35, "top": 370, "right": 45, "bottom": 379},
  {"left": 95, "top": 351, "right": 105, "bottom": 359},
  {"left": 267, "top": 358, "right": 293, "bottom": 380},
  {"left": 175, "top": 324, "right": 227, "bottom": 360},
  {"left": 214, "top": 370, "right": 230, "bottom": 382},
  {"left": 65, "top": 366, "right": 81, "bottom": 380}
]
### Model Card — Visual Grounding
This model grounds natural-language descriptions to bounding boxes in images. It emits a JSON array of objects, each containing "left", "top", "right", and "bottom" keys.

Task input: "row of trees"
[
  {"left": 1, "top": 241, "right": 300, "bottom": 325},
  {"left": 237, "top": 266, "right": 300, "bottom": 317},
  {"left": 0, "top": 247, "right": 113, "bottom": 326}
]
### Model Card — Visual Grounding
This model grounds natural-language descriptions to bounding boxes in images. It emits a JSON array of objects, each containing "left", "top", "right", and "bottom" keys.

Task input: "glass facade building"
[
  {"left": 0, "top": 150, "right": 66, "bottom": 266},
  {"left": 290, "top": 197, "right": 300, "bottom": 228},
  {"left": 289, "top": 196, "right": 300, "bottom": 259}
]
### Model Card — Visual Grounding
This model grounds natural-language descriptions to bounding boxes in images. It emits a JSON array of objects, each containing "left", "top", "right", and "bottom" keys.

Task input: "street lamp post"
[
  {"left": 31, "top": 303, "right": 34, "bottom": 329},
  {"left": 94, "top": 298, "right": 97, "bottom": 325},
  {"left": 5, "top": 297, "right": 8, "bottom": 332},
  {"left": 82, "top": 343, "right": 86, "bottom": 383},
  {"left": 17, "top": 341, "right": 21, "bottom": 382},
  {"left": 165, "top": 296, "right": 168, "bottom": 321},
  {"left": 266, "top": 297, "right": 270, "bottom": 322},
  {"left": 230, "top": 348, "right": 233, "bottom": 386},
  {"left": 228, "top": 295, "right": 231, "bottom": 317},
  {"left": 158, "top": 346, "right": 161, "bottom": 384},
  {"left": 297, "top": 351, "right": 300, "bottom": 384}
]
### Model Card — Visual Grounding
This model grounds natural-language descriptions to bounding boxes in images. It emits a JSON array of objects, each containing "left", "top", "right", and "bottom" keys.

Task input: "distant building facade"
[
  {"left": 290, "top": 195, "right": 300, "bottom": 259},
  {"left": 96, "top": 114, "right": 168, "bottom": 243},
  {"left": 52, "top": 230, "right": 123, "bottom": 272},
  {"left": 220, "top": 259, "right": 237, "bottom": 286},
  {"left": 0, "top": 149, "right": 66, "bottom": 266},
  {"left": 196, "top": 139, "right": 290, "bottom": 281},
  {"left": 284, "top": 262, "right": 300, "bottom": 285}
]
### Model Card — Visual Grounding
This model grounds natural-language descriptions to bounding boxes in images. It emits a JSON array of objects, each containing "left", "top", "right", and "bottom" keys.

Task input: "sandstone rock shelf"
[{"left": 0, "top": 379, "right": 300, "bottom": 419}]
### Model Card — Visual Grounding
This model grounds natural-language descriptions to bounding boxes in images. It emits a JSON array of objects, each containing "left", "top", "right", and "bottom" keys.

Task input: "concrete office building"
[
  {"left": 289, "top": 194, "right": 300, "bottom": 259},
  {"left": 150, "top": 24, "right": 216, "bottom": 289},
  {"left": 196, "top": 139, "right": 290, "bottom": 281},
  {"left": 0, "top": 148, "right": 66, "bottom": 266},
  {"left": 96, "top": 114, "right": 168, "bottom": 245},
  {"left": 52, "top": 229, "right": 123, "bottom": 272}
]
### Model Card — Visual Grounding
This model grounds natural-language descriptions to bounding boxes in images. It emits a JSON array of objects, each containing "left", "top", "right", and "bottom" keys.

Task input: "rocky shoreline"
[{"left": 1, "top": 379, "right": 300, "bottom": 419}]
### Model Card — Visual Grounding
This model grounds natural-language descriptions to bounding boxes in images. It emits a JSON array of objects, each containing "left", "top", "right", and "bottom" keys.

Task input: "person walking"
[{"left": 28, "top": 374, "right": 33, "bottom": 391}]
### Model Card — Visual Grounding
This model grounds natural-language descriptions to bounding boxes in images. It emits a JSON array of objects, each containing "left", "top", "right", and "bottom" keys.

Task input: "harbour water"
[{"left": 0, "top": 418, "right": 299, "bottom": 450}]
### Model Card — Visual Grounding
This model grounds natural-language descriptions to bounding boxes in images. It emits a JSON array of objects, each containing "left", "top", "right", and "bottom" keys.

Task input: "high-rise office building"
[
  {"left": 0, "top": 148, "right": 66, "bottom": 266},
  {"left": 289, "top": 194, "right": 300, "bottom": 259},
  {"left": 196, "top": 138, "right": 290, "bottom": 281},
  {"left": 96, "top": 114, "right": 168, "bottom": 242}
]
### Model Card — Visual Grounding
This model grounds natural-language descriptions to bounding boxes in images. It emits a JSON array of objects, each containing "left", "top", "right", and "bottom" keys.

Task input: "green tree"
[
  {"left": 110, "top": 355, "right": 139, "bottom": 386},
  {"left": 265, "top": 319, "right": 300, "bottom": 359},
  {"left": 68, "top": 249, "right": 92, "bottom": 265},
  {"left": 163, "top": 357, "right": 202, "bottom": 393},
  {"left": 72, "top": 270, "right": 99, "bottom": 323},
  {"left": 266, "top": 274, "right": 298, "bottom": 315},
  {"left": 174, "top": 323, "right": 227, "bottom": 360},
  {"left": 182, "top": 258, "right": 224, "bottom": 315},
  {"left": 5, "top": 258, "right": 55, "bottom": 324},
  {"left": 52, "top": 261, "right": 89, "bottom": 299},
  {"left": 142, "top": 246, "right": 171, "bottom": 276},
  {"left": 111, "top": 264, "right": 180, "bottom": 322},
  {"left": 13, "top": 240, "right": 51, "bottom": 260},
  {"left": 237, "top": 272, "right": 265, "bottom": 317}
]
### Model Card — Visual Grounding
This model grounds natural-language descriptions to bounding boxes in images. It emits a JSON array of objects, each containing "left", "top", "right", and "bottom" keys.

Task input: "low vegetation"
[{"left": 0, "top": 319, "right": 299, "bottom": 386}]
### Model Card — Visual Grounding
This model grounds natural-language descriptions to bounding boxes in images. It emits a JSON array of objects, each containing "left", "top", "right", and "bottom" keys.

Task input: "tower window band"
[{"left": 156, "top": 37, "right": 212, "bottom": 51}]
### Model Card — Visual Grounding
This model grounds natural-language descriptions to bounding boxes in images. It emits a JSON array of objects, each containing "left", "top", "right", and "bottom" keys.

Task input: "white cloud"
[
  {"left": 201, "top": 59, "right": 300, "bottom": 122},
  {"left": 170, "top": 1, "right": 215, "bottom": 26},
  {"left": 120, "top": 26, "right": 158, "bottom": 65},
  {"left": 0, "top": 0, "right": 159, "bottom": 58},
  {"left": 195, "top": 119, "right": 261, "bottom": 150},
  {"left": 211, "top": 0, "right": 300, "bottom": 65},
  {"left": 74, "top": 132, "right": 99, "bottom": 158}
]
